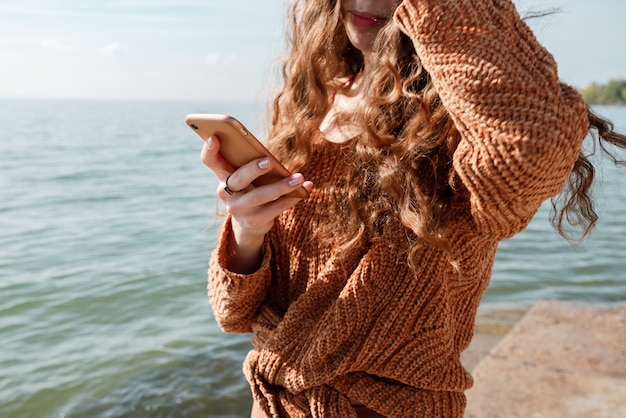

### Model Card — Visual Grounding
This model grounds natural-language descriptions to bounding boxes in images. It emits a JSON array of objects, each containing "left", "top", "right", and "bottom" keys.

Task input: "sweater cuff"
[
  {"left": 207, "top": 216, "right": 273, "bottom": 333},
  {"left": 213, "top": 215, "right": 272, "bottom": 282},
  {"left": 393, "top": 0, "right": 437, "bottom": 38},
  {"left": 393, "top": 0, "right": 521, "bottom": 43}
]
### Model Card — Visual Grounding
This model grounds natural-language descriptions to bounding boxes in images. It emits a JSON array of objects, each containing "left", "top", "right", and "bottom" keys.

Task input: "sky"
[{"left": 0, "top": 0, "right": 625, "bottom": 101}]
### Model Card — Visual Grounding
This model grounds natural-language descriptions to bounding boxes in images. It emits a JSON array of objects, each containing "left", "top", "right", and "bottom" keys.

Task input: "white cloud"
[
  {"left": 40, "top": 38, "right": 73, "bottom": 51},
  {"left": 205, "top": 52, "right": 221, "bottom": 66},
  {"left": 101, "top": 42, "right": 121, "bottom": 56},
  {"left": 205, "top": 52, "right": 236, "bottom": 67}
]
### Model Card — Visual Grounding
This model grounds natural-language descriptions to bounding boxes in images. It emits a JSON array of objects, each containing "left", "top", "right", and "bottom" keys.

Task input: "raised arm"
[{"left": 394, "top": 0, "right": 589, "bottom": 238}]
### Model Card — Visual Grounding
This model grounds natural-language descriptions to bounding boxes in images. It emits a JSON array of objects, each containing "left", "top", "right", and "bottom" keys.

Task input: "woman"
[{"left": 201, "top": 0, "right": 626, "bottom": 416}]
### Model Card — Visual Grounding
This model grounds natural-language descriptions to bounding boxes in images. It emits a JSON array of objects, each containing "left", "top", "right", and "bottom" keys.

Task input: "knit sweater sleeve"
[
  {"left": 207, "top": 216, "right": 272, "bottom": 333},
  {"left": 394, "top": 0, "right": 589, "bottom": 238}
]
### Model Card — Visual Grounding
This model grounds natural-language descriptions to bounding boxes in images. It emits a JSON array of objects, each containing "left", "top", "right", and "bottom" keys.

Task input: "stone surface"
[
  {"left": 465, "top": 300, "right": 626, "bottom": 418},
  {"left": 461, "top": 302, "right": 530, "bottom": 371}
]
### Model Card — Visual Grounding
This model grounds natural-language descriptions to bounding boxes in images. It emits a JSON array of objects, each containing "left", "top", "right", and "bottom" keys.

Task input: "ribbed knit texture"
[{"left": 207, "top": 0, "right": 589, "bottom": 416}]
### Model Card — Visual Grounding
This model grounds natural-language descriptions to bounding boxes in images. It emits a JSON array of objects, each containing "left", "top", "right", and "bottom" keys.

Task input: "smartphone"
[{"left": 185, "top": 113, "right": 308, "bottom": 199}]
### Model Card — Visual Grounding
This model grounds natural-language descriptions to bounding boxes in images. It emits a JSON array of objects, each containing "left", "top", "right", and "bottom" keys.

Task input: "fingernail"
[
  {"left": 258, "top": 158, "right": 270, "bottom": 170},
  {"left": 288, "top": 173, "right": 303, "bottom": 186},
  {"left": 206, "top": 137, "right": 214, "bottom": 149}
]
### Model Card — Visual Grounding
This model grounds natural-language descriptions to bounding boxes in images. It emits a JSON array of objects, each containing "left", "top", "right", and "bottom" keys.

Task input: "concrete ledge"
[{"left": 465, "top": 300, "right": 626, "bottom": 418}]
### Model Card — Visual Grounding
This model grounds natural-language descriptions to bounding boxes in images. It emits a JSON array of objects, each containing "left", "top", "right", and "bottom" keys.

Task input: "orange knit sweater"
[{"left": 207, "top": 0, "right": 589, "bottom": 417}]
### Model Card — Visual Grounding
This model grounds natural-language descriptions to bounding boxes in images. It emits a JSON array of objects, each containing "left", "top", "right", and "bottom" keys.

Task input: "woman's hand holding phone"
[{"left": 200, "top": 135, "right": 313, "bottom": 274}]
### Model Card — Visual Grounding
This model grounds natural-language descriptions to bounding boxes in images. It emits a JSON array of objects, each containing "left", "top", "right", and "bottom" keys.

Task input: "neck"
[
  {"left": 362, "top": 50, "right": 375, "bottom": 72},
  {"left": 350, "top": 51, "right": 376, "bottom": 96}
]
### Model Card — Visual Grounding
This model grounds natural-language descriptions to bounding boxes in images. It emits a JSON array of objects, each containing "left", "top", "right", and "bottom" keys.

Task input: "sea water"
[{"left": 1, "top": 99, "right": 624, "bottom": 417}]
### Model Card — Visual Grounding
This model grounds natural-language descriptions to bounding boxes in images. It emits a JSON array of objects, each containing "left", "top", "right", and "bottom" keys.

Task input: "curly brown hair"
[{"left": 265, "top": 0, "right": 626, "bottom": 253}]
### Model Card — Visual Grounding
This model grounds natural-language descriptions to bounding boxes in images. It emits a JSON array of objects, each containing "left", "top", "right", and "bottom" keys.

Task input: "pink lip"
[{"left": 347, "top": 11, "right": 387, "bottom": 28}]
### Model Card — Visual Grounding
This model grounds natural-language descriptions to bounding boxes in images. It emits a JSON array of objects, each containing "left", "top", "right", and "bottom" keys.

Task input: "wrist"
[
  {"left": 226, "top": 220, "right": 267, "bottom": 274},
  {"left": 231, "top": 221, "right": 266, "bottom": 252}
]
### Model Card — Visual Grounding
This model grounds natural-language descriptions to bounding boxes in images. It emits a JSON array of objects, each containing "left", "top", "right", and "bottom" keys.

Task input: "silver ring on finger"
[{"left": 224, "top": 174, "right": 244, "bottom": 195}]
